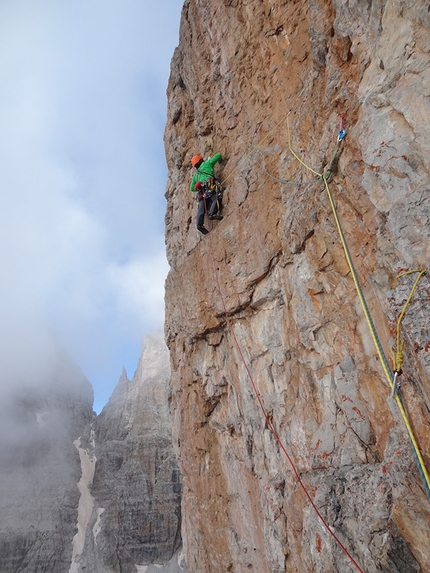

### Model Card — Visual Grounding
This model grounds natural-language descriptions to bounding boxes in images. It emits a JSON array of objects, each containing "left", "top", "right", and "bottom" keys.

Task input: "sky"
[{"left": 0, "top": 0, "right": 184, "bottom": 413}]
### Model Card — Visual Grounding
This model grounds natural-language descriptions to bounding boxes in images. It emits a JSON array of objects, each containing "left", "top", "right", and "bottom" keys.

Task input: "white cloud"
[
  {"left": 0, "top": 0, "right": 183, "bottom": 411},
  {"left": 108, "top": 253, "right": 169, "bottom": 330}
]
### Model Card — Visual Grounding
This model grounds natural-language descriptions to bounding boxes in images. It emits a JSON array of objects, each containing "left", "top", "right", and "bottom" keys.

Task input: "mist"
[{"left": 0, "top": 0, "right": 182, "bottom": 413}]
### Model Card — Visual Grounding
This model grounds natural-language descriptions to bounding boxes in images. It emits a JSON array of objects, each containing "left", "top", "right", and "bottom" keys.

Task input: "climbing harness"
[
  {"left": 196, "top": 177, "right": 223, "bottom": 199},
  {"left": 286, "top": 112, "right": 430, "bottom": 501},
  {"left": 196, "top": 178, "right": 224, "bottom": 232},
  {"left": 390, "top": 270, "right": 426, "bottom": 398}
]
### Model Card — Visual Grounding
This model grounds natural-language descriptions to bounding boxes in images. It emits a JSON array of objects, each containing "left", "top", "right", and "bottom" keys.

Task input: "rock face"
[
  {"left": 73, "top": 331, "right": 183, "bottom": 573},
  {"left": 164, "top": 1, "right": 430, "bottom": 572},
  {"left": 0, "top": 333, "right": 184, "bottom": 573},
  {"left": 0, "top": 349, "right": 94, "bottom": 573}
]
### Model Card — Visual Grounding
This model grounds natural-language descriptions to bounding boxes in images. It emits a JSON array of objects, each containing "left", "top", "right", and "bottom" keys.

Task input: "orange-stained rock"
[{"left": 164, "top": 1, "right": 430, "bottom": 571}]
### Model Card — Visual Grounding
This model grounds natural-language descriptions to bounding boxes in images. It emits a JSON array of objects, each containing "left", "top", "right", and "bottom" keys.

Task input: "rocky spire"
[{"left": 74, "top": 332, "right": 183, "bottom": 573}]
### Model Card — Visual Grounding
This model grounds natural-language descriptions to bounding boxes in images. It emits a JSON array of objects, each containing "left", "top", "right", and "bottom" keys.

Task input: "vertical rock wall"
[
  {"left": 164, "top": 0, "right": 430, "bottom": 571},
  {"left": 75, "top": 332, "right": 182, "bottom": 573}
]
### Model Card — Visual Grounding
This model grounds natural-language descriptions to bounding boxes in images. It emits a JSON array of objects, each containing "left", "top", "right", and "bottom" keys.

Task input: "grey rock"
[
  {"left": 0, "top": 348, "right": 94, "bottom": 573},
  {"left": 72, "top": 332, "right": 183, "bottom": 573},
  {"left": 0, "top": 333, "right": 184, "bottom": 573}
]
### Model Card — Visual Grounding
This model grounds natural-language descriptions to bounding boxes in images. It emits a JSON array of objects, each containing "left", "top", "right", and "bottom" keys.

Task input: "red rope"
[{"left": 202, "top": 203, "right": 364, "bottom": 573}]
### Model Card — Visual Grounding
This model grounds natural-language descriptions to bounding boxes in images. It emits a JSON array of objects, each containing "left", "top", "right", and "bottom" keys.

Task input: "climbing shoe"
[
  {"left": 208, "top": 214, "right": 223, "bottom": 220},
  {"left": 197, "top": 225, "right": 209, "bottom": 235}
]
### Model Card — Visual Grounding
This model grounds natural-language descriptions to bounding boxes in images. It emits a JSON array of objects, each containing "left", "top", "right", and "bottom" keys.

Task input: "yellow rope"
[
  {"left": 323, "top": 173, "right": 430, "bottom": 495},
  {"left": 392, "top": 270, "right": 426, "bottom": 373},
  {"left": 391, "top": 341, "right": 405, "bottom": 374},
  {"left": 221, "top": 113, "right": 289, "bottom": 186},
  {"left": 393, "top": 384, "right": 430, "bottom": 495},
  {"left": 285, "top": 113, "right": 430, "bottom": 497}
]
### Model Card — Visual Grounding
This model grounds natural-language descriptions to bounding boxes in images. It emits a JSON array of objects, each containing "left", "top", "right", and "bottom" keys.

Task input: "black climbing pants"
[{"left": 196, "top": 192, "right": 221, "bottom": 228}]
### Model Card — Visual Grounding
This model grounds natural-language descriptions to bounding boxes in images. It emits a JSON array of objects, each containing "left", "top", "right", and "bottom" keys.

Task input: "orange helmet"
[{"left": 191, "top": 155, "right": 203, "bottom": 167}]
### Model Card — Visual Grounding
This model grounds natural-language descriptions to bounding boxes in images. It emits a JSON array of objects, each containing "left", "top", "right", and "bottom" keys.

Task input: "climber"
[{"left": 190, "top": 153, "right": 223, "bottom": 235}]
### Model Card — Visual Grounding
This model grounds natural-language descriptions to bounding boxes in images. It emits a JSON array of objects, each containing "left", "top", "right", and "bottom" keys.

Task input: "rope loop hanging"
[
  {"left": 285, "top": 112, "right": 430, "bottom": 501},
  {"left": 390, "top": 269, "right": 426, "bottom": 396}
]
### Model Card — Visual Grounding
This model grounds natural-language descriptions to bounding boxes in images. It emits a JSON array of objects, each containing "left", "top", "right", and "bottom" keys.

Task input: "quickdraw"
[
  {"left": 198, "top": 178, "right": 224, "bottom": 200},
  {"left": 390, "top": 270, "right": 426, "bottom": 398},
  {"left": 337, "top": 111, "right": 348, "bottom": 142},
  {"left": 287, "top": 111, "right": 430, "bottom": 501}
]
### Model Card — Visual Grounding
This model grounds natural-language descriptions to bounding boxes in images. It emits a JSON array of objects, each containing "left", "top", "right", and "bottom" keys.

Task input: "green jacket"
[{"left": 190, "top": 153, "right": 222, "bottom": 192}]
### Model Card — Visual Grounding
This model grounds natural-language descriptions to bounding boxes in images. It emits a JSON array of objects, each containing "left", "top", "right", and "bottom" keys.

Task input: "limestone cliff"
[
  {"left": 72, "top": 331, "right": 183, "bottom": 573},
  {"left": 164, "top": 1, "right": 430, "bottom": 572}
]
